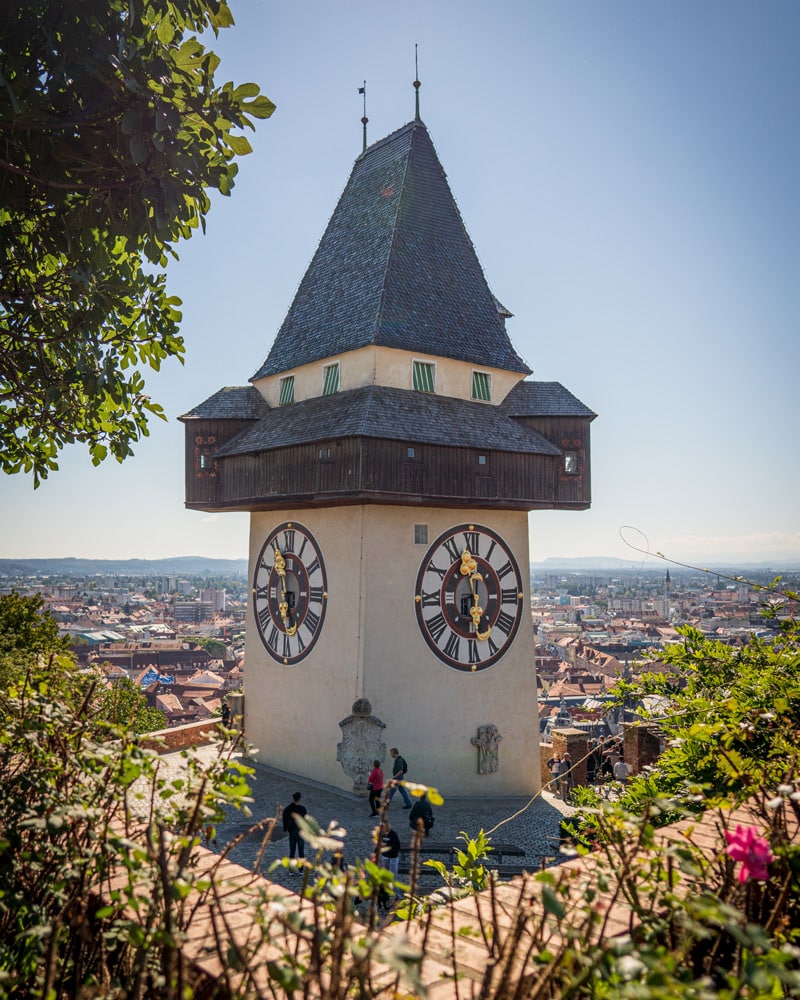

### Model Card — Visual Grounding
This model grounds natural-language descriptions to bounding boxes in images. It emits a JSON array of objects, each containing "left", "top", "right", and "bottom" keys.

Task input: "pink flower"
[{"left": 724, "top": 825, "right": 774, "bottom": 883}]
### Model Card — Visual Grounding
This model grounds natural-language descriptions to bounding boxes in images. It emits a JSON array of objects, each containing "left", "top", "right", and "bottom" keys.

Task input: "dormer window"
[
  {"left": 412, "top": 360, "right": 435, "bottom": 393},
  {"left": 279, "top": 375, "right": 295, "bottom": 406},
  {"left": 322, "top": 362, "right": 340, "bottom": 396},
  {"left": 471, "top": 371, "right": 491, "bottom": 402},
  {"left": 564, "top": 451, "right": 579, "bottom": 475}
]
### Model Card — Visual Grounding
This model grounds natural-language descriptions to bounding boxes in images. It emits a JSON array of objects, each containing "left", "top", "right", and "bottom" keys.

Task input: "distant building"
[{"left": 173, "top": 601, "right": 215, "bottom": 623}]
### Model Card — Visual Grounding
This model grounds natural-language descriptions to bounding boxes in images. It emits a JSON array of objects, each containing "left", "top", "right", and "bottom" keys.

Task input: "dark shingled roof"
[
  {"left": 251, "top": 121, "right": 531, "bottom": 380},
  {"left": 214, "top": 385, "right": 560, "bottom": 458},
  {"left": 499, "top": 381, "right": 597, "bottom": 419},
  {"left": 180, "top": 386, "right": 269, "bottom": 422}
]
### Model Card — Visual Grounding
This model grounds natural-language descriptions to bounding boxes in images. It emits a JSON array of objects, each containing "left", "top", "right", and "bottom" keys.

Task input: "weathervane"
[
  {"left": 358, "top": 81, "right": 368, "bottom": 153},
  {"left": 413, "top": 44, "right": 421, "bottom": 122}
]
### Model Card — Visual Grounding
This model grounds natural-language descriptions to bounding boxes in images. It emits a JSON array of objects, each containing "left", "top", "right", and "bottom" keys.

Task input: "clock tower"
[{"left": 181, "top": 111, "right": 595, "bottom": 796}]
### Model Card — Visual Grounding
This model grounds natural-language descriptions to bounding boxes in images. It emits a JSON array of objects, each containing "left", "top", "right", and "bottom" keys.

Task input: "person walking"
[
  {"left": 387, "top": 747, "right": 413, "bottom": 808},
  {"left": 547, "top": 753, "right": 561, "bottom": 796},
  {"left": 559, "top": 753, "right": 575, "bottom": 804},
  {"left": 367, "top": 759, "right": 384, "bottom": 816},
  {"left": 282, "top": 792, "right": 307, "bottom": 864}
]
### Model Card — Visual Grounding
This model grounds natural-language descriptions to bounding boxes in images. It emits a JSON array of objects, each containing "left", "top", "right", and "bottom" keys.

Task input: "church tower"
[{"left": 181, "top": 111, "right": 595, "bottom": 796}]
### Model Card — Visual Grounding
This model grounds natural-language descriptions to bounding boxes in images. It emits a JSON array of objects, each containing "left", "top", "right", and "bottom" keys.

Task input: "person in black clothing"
[
  {"left": 220, "top": 700, "right": 231, "bottom": 727},
  {"left": 282, "top": 791, "right": 307, "bottom": 861},
  {"left": 379, "top": 821, "right": 402, "bottom": 905},
  {"left": 408, "top": 794, "right": 434, "bottom": 836}
]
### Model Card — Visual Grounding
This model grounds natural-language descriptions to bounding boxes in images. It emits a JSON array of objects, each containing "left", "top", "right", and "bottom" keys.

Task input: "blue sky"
[{"left": 1, "top": 0, "right": 798, "bottom": 566}]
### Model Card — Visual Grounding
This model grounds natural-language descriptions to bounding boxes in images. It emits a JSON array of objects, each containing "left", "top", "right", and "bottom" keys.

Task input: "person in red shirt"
[{"left": 367, "top": 760, "right": 384, "bottom": 816}]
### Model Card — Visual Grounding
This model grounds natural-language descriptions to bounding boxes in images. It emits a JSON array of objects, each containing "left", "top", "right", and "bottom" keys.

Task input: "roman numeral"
[
  {"left": 420, "top": 590, "right": 440, "bottom": 607},
  {"left": 304, "top": 607, "right": 321, "bottom": 634},
  {"left": 495, "top": 610, "right": 516, "bottom": 635},
  {"left": 255, "top": 584, "right": 269, "bottom": 602},
  {"left": 425, "top": 612, "right": 447, "bottom": 642},
  {"left": 501, "top": 587, "right": 519, "bottom": 604},
  {"left": 309, "top": 586, "right": 324, "bottom": 603},
  {"left": 282, "top": 633, "right": 292, "bottom": 659},
  {"left": 427, "top": 561, "right": 447, "bottom": 580},
  {"left": 443, "top": 631, "right": 461, "bottom": 661},
  {"left": 297, "top": 535, "right": 308, "bottom": 559},
  {"left": 258, "top": 606, "right": 271, "bottom": 630},
  {"left": 267, "top": 625, "right": 279, "bottom": 650},
  {"left": 282, "top": 529, "right": 295, "bottom": 552},
  {"left": 488, "top": 634, "right": 499, "bottom": 657},
  {"left": 497, "top": 561, "right": 514, "bottom": 580},
  {"left": 305, "top": 557, "right": 320, "bottom": 577},
  {"left": 443, "top": 537, "right": 461, "bottom": 562},
  {"left": 464, "top": 531, "right": 480, "bottom": 555},
  {"left": 467, "top": 638, "right": 480, "bottom": 663},
  {"left": 485, "top": 538, "right": 497, "bottom": 561}
]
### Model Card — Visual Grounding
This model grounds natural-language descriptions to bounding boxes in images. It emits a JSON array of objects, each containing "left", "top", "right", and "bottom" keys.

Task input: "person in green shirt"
[{"left": 387, "top": 747, "right": 413, "bottom": 808}]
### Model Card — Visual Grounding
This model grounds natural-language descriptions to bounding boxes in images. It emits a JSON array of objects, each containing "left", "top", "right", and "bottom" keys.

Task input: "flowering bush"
[{"left": 725, "top": 824, "right": 774, "bottom": 882}]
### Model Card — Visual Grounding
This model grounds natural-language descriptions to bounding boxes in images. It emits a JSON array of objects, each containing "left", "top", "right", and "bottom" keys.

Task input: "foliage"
[
  {"left": 618, "top": 618, "right": 800, "bottom": 810},
  {"left": 424, "top": 829, "right": 493, "bottom": 895},
  {"left": 0, "top": 590, "right": 70, "bottom": 656},
  {"left": 0, "top": 672, "right": 254, "bottom": 997},
  {"left": 0, "top": 0, "right": 275, "bottom": 484},
  {"left": 93, "top": 675, "right": 167, "bottom": 734},
  {"left": 194, "top": 635, "right": 228, "bottom": 660},
  {"left": 0, "top": 593, "right": 163, "bottom": 734}
]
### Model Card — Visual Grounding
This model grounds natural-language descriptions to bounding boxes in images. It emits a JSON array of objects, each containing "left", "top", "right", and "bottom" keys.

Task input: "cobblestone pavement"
[{"left": 177, "top": 746, "right": 577, "bottom": 893}]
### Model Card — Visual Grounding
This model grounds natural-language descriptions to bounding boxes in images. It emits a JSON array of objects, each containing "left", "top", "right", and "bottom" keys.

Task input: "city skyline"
[{"left": 1, "top": 1, "right": 798, "bottom": 566}]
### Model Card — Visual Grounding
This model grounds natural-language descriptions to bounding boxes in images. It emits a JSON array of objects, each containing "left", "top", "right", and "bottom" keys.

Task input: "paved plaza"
[{"left": 193, "top": 748, "right": 576, "bottom": 892}]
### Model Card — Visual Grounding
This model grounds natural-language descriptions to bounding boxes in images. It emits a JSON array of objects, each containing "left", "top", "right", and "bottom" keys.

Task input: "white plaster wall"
[
  {"left": 251, "top": 348, "right": 522, "bottom": 408},
  {"left": 245, "top": 505, "right": 541, "bottom": 797}
]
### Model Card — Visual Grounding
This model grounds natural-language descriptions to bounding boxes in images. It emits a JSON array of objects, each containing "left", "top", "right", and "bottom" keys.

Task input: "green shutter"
[
  {"left": 323, "top": 364, "right": 339, "bottom": 395},
  {"left": 279, "top": 375, "right": 295, "bottom": 405},
  {"left": 413, "top": 361, "right": 435, "bottom": 393},
  {"left": 471, "top": 371, "right": 491, "bottom": 401}
]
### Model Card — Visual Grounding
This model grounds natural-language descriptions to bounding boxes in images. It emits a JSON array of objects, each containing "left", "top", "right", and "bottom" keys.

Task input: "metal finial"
[
  {"left": 413, "top": 44, "right": 421, "bottom": 122},
  {"left": 358, "top": 81, "right": 368, "bottom": 153}
]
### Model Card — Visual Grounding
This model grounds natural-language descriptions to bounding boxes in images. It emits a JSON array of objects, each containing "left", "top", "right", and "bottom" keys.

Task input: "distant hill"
[
  {"left": 0, "top": 556, "right": 248, "bottom": 578},
  {"left": 533, "top": 556, "right": 800, "bottom": 573}
]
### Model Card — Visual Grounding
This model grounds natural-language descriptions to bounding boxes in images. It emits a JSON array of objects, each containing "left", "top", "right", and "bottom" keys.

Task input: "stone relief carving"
[
  {"left": 337, "top": 698, "right": 386, "bottom": 795},
  {"left": 471, "top": 723, "right": 502, "bottom": 774}
]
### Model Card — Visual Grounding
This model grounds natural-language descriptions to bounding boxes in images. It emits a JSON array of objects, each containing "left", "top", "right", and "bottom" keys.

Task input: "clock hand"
[
  {"left": 273, "top": 547, "right": 298, "bottom": 635},
  {"left": 460, "top": 548, "right": 491, "bottom": 641}
]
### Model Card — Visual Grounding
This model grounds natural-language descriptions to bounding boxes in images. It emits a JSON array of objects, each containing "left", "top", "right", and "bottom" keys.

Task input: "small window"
[
  {"left": 478, "top": 455, "right": 487, "bottom": 466},
  {"left": 407, "top": 447, "right": 415, "bottom": 459},
  {"left": 322, "top": 362, "right": 339, "bottom": 396},
  {"left": 414, "top": 524, "right": 429, "bottom": 545},
  {"left": 199, "top": 452, "right": 213, "bottom": 470},
  {"left": 471, "top": 371, "right": 491, "bottom": 401},
  {"left": 279, "top": 375, "right": 295, "bottom": 406},
  {"left": 564, "top": 451, "right": 579, "bottom": 475},
  {"left": 412, "top": 360, "right": 435, "bottom": 393}
]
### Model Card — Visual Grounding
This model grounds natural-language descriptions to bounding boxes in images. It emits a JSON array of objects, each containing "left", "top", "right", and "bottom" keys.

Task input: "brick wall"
[{"left": 138, "top": 720, "right": 220, "bottom": 753}]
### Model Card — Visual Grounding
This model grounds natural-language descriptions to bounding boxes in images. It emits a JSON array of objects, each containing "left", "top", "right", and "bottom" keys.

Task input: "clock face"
[
  {"left": 252, "top": 522, "right": 328, "bottom": 664},
  {"left": 414, "top": 523, "right": 525, "bottom": 671}
]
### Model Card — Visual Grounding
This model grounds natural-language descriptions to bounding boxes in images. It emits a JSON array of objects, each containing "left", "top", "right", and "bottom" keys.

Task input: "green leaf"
[{"left": 541, "top": 886, "right": 566, "bottom": 919}]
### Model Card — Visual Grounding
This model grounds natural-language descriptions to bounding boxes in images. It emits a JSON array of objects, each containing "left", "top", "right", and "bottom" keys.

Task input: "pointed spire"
[
  {"left": 358, "top": 81, "right": 368, "bottom": 153},
  {"left": 413, "top": 44, "right": 421, "bottom": 122}
]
